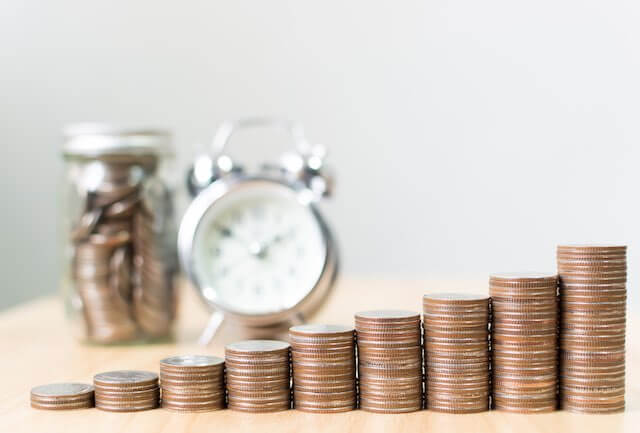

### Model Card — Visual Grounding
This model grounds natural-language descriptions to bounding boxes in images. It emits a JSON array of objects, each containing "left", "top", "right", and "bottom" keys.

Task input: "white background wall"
[{"left": 1, "top": 1, "right": 638, "bottom": 309}]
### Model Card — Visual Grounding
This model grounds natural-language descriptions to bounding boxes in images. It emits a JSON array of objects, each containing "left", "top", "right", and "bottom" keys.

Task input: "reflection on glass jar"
[{"left": 61, "top": 124, "right": 178, "bottom": 343}]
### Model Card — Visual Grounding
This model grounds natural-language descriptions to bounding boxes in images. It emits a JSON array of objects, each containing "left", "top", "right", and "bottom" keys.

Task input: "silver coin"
[
  {"left": 31, "top": 383, "right": 94, "bottom": 398},
  {"left": 490, "top": 272, "right": 557, "bottom": 280},
  {"left": 161, "top": 355, "right": 224, "bottom": 367},
  {"left": 424, "top": 293, "right": 490, "bottom": 302},
  {"left": 71, "top": 208, "right": 103, "bottom": 242},
  {"left": 94, "top": 370, "right": 158, "bottom": 384},
  {"left": 355, "top": 310, "right": 420, "bottom": 320},
  {"left": 226, "top": 340, "right": 290, "bottom": 353},
  {"left": 289, "top": 324, "right": 353, "bottom": 334}
]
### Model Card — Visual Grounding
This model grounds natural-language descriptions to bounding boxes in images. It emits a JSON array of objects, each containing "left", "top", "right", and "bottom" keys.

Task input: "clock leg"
[{"left": 198, "top": 310, "right": 225, "bottom": 346}]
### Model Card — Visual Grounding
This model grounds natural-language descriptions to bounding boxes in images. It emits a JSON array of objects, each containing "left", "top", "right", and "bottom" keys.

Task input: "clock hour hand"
[{"left": 212, "top": 222, "right": 255, "bottom": 250}]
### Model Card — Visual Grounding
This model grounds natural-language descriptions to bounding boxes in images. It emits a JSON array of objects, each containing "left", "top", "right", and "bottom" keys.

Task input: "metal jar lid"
[{"left": 62, "top": 123, "right": 173, "bottom": 157}]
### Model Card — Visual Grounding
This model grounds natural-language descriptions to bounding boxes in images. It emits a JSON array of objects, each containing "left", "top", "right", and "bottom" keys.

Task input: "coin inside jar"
[{"left": 63, "top": 130, "right": 177, "bottom": 344}]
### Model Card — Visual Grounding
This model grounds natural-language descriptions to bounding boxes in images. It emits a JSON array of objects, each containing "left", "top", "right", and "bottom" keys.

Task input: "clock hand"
[
  {"left": 215, "top": 253, "right": 254, "bottom": 277},
  {"left": 212, "top": 222, "right": 258, "bottom": 251},
  {"left": 257, "top": 228, "right": 296, "bottom": 257}
]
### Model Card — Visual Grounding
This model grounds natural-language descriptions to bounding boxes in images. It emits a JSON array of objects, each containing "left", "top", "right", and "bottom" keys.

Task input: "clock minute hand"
[{"left": 258, "top": 228, "right": 296, "bottom": 257}]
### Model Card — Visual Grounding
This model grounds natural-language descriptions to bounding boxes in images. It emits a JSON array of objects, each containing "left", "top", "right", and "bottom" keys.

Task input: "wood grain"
[{"left": 0, "top": 278, "right": 637, "bottom": 433}]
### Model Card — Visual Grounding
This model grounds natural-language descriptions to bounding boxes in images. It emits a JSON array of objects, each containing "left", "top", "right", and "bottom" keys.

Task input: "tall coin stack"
[
  {"left": 93, "top": 370, "right": 160, "bottom": 412},
  {"left": 289, "top": 324, "right": 357, "bottom": 413},
  {"left": 489, "top": 273, "right": 558, "bottom": 413},
  {"left": 422, "top": 294, "right": 490, "bottom": 413},
  {"left": 160, "top": 355, "right": 225, "bottom": 412},
  {"left": 225, "top": 340, "right": 291, "bottom": 412},
  {"left": 355, "top": 310, "right": 423, "bottom": 413},
  {"left": 557, "top": 245, "right": 627, "bottom": 413}
]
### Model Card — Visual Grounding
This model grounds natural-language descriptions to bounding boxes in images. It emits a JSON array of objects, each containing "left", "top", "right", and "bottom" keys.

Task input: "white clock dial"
[{"left": 192, "top": 182, "right": 327, "bottom": 315}]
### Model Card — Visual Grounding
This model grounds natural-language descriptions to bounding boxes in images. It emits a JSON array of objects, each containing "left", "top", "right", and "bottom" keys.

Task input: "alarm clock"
[{"left": 178, "top": 118, "right": 338, "bottom": 344}]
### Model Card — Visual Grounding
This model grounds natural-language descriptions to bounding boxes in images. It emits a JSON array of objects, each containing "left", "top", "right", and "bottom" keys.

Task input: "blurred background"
[{"left": 1, "top": 0, "right": 638, "bottom": 310}]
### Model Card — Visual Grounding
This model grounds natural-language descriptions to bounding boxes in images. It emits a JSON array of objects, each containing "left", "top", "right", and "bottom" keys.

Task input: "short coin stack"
[
  {"left": 30, "top": 383, "right": 94, "bottom": 410},
  {"left": 557, "top": 245, "right": 627, "bottom": 413},
  {"left": 225, "top": 340, "right": 291, "bottom": 412},
  {"left": 93, "top": 370, "right": 160, "bottom": 412},
  {"left": 355, "top": 310, "right": 423, "bottom": 413},
  {"left": 489, "top": 273, "right": 558, "bottom": 413},
  {"left": 422, "top": 294, "right": 490, "bottom": 413},
  {"left": 160, "top": 355, "right": 225, "bottom": 412},
  {"left": 289, "top": 324, "right": 356, "bottom": 413}
]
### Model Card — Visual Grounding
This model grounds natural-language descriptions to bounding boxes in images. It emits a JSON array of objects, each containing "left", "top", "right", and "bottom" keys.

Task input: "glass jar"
[{"left": 60, "top": 124, "right": 178, "bottom": 343}]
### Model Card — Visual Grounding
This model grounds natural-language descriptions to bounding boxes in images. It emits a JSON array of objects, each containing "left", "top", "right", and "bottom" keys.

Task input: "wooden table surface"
[{"left": 1, "top": 278, "right": 637, "bottom": 433}]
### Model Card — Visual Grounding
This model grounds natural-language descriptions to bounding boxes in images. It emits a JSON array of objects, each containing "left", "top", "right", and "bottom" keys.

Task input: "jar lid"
[{"left": 62, "top": 123, "right": 173, "bottom": 157}]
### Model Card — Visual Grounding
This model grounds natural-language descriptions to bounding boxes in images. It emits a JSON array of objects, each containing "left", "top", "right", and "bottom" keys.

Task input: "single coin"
[
  {"left": 423, "top": 293, "right": 490, "bottom": 303},
  {"left": 490, "top": 272, "right": 557, "bottom": 280},
  {"left": 94, "top": 371, "right": 158, "bottom": 386},
  {"left": 161, "top": 355, "right": 224, "bottom": 368},
  {"left": 93, "top": 370, "right": 158, "bottom": 386},
  {"left": 31, "top": 383, "right": 94, "bottom": 400},
  {"left": 355, "top": 310, "right": 420, "bottom": 321},
  {"left": 290, "top": 324, "right": 353, "bottom": 335},
  {"left": 226, "top": 340, "right": 290, "bottom": 353}
]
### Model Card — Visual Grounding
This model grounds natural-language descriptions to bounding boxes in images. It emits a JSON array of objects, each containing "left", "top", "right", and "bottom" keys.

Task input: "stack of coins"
[
  {"left": 131, "top": 199, "right": 177, "bottom": 337},
  {"left": 489, "top": 273, "right": 558, "bottom": 413},
  {"left": 557, "top": 245, "right": 627, "bottom": 414},
  {"left": 422, "top": 294, "right": 490, "bottom": 413},
  {"left": 71, "top": 156, "right": 177, "bottom": 343},
  {"left": 355, "top": 310, "right": 423, "bottom": 413},
  {"left": 160, "top": 355, "right": 225, "bottom": 412},
  {"left": 225, "top": 340, "right": 291, "bottom": 412},
  {"left": 30, "top": 383, "right": 94, "bottom": 410},
  {"left": 289, "top": 324, "right": 356, "bottom": 413},
  {"left": 94, "top": 370, "right": 160, "bottom": 412}
]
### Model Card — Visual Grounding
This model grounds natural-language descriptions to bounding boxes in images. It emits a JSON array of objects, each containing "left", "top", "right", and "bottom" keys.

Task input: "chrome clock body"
[{"left": 179, "top": 118, "right": 338, "bottom": 343}]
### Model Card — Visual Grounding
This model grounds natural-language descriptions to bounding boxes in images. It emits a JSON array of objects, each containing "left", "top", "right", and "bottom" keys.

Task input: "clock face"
[{"left": 191, "top": 181, "right": 327, "bottom": 315}]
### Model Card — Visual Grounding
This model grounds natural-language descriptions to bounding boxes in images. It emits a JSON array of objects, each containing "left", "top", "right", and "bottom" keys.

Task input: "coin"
[
  {"left": 489, "top": 273, "right": 558, "bottom": 412},
  {"left": 289, "top": 324, "right": 356, "bottom": 413},
  {"left": 556, "top": 244, "right": 627, "bottom": 413},
  {"left": 94, "top": 370, "right": 158, "bottom": 385},
  {"left": 159, "top": 355, "right": 225, "bottom": 412},
  {"left": 161, "top": 355, "right": 224, "bottom": 368},
  {"left": 422, "top": 293, "right": 489, "bottom": 413},
  {"left": 30, "top": 383, "right": 95, "bottom": 410},
  {"left": 69, "top": 155, "right": 177, "bottom": 343},
  {"left": 355, "top": 310, "right": 422, "bottom": 413},
  {"left": 93, "top": 370, "right": 159, "bottom": 412},
  {"left": 225, "top": 340, "right": 291, "bottom": 413}
]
